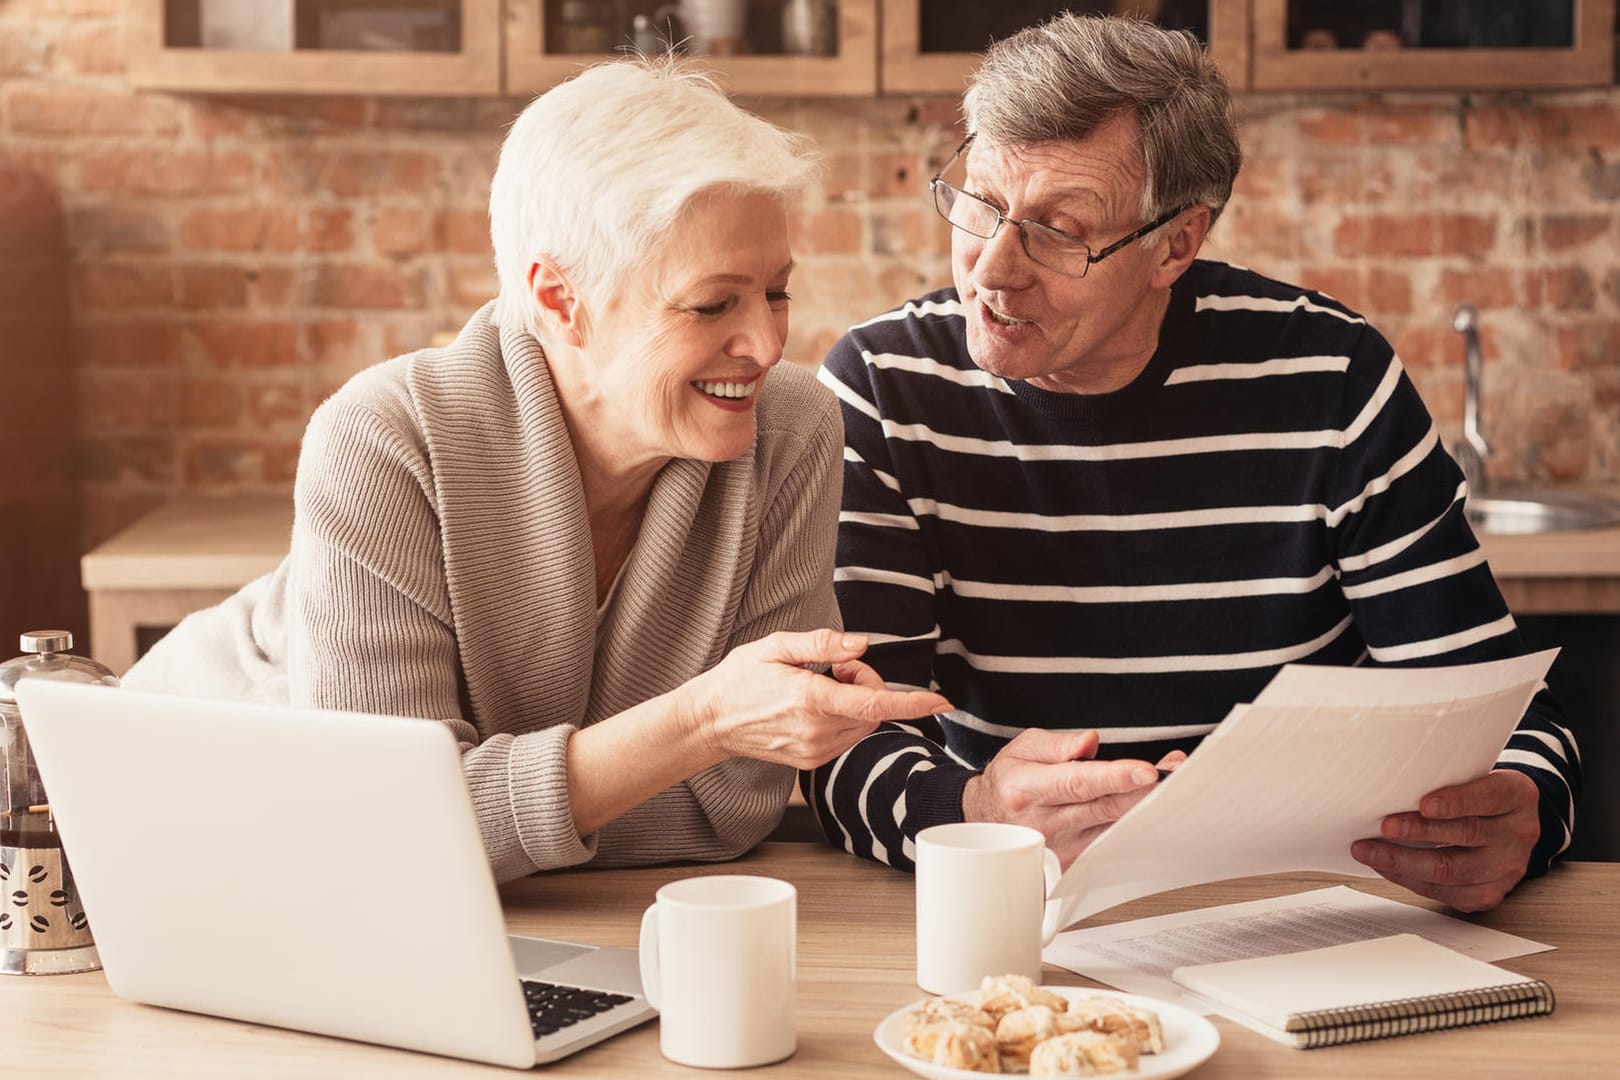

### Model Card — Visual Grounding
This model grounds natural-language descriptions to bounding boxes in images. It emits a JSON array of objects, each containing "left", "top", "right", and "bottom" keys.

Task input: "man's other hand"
[{"left": 1351, "top": 769, "right": 1541, "bottom": 912}]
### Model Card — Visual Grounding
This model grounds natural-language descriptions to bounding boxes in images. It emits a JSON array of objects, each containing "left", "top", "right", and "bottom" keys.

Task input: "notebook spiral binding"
[{"left": 1289, "top": 980, "right": 1557, "bottom": 1049}]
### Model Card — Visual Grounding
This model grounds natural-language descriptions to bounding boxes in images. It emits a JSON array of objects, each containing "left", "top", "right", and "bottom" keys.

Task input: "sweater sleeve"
[
  {"left": 801, "top": 332, "right": 975, "bottom": 871},
  {"left": 1326, "top": 330, "right": 1580, "bottom": 877},
  {"left": 285, "top": 394, "right": 594, "bottom": 879}
]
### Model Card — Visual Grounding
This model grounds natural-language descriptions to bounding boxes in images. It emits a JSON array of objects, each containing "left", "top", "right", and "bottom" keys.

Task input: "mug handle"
[
  {"left": 1039, "top": 847, "right": 1063, "bottom": 945},
  {"left": 638, "top": 904, "right": 663, "bottom": 1011}
]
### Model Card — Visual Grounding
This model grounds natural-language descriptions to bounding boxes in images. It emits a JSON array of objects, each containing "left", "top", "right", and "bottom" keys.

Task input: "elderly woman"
[{"left": 125, "top": 61, "right": 948, "bottom": 879}]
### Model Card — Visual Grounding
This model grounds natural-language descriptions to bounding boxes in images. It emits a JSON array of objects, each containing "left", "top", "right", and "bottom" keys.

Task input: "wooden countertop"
[
  {"left": 80, "top": 494, "right": 291, "bottom": 591},
  {"left": 3, "top": 844, "right": 1616, "bottom": 1078},
  {"left": 1480, "top": 524, "right": 1620, "bottom": 581},
  {"left": 79, "top": 491, "right": 1620, "bottom": 613},
  {"left": 1478, "top": 487, "right": 1620, "bottom": 613},
  {"left": 1476, "top": 487, "right": 1620, "bottom": 580}
]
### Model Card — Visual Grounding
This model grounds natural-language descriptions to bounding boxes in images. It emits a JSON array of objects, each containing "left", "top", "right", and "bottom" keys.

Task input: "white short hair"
[{"left": 490, "top": 60, "right": 819, "bottom": 340}]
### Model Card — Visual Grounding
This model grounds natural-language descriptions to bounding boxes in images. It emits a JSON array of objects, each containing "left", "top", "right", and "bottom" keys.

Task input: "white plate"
[{"left": 873, "top": 987, "right": 1219, "bottom": 1080}]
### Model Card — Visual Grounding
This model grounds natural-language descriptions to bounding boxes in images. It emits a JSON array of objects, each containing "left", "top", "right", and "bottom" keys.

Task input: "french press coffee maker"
[{"left": 0, "top": 630, "right": 119, "bottom": 974}]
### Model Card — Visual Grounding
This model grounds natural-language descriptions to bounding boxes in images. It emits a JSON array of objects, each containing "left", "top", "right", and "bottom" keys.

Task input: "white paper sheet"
[
  {"left": 1047, "top": 650, "right": 1558, "bottom": 928},
  {"left": 1043, "top": 885, "right": 1552, "bottom": 1010}
]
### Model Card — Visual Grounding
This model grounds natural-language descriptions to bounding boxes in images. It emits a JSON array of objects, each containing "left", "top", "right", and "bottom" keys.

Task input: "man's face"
[{"left": 950, "top": 113, "right": 1173, "bottom": 394}]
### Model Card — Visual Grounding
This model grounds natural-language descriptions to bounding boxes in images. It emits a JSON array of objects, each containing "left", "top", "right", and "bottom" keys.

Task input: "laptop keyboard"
[{"left": 521, "top": 980, "right": 635, "bottom": 1039}]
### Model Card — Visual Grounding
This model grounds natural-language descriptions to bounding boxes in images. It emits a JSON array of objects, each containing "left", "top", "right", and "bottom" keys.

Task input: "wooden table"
[{"left": 1, "top": 844, "right": 1614, "bottom": 1078}]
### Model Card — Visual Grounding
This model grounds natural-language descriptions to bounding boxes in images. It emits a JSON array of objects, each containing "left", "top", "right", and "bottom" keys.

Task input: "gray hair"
[
  {"left": 963, "top": 13, "right": 1241, "bottom": 227},
  {"left": 490, "top": 59, "right": 819, "bottom": 340}
]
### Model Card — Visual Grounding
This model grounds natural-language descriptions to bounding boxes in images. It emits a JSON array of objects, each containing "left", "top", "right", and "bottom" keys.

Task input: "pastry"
[
  {"left": 905, "top": 995, "right": 997, "bottom": 1033},
  {"left": 978, "top": 973, "right": 1069, "bottom": 1020},
  {"left": 993, "top": 1004, "right": 1065, "bottom": 1071},
  {"left": 1027, "top": 1030, "right": 1141, "bottom": 1076},
  {"left": 1064, "top": 995, "right": 1166, "bottom": 1054},
  {"left": 904, "top": 1021, "right": 1002, "bottom": 1073}
]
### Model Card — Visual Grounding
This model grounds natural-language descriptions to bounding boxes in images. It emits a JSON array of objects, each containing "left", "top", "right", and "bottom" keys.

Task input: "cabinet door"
[
  {"left": 127, "top": 0, "right": 502, "bottom": 95},
  {"left": 504, "top": 0, "right": 878, "bottom": 97},
  {"left": 1251, "top": 0, "right": 1615, "bottom": 90},
  {"left": 880, "top": 1, "right": 1250, "bottom": 95}
]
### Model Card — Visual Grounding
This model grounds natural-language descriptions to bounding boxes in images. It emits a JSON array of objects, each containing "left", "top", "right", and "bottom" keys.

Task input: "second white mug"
[
  {"left": 915, "top": 822, "right": 1062, "bottom": 995},
  {"left": 638, "top": 874, "right": 797, "bottom": 1068}
]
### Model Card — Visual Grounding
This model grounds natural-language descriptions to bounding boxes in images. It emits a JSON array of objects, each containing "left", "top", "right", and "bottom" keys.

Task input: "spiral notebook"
[{"left": 1171, "top": 934, "right": 1555, "bottom": 1049}]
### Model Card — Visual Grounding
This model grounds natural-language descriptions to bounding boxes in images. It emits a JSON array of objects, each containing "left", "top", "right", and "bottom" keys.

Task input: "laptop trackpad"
[
  {"left": 508, "top": 934, "right": 594, "bottom": 976},
  {"left": 541, "top": 947, "right": 646, "bottom": 997}
]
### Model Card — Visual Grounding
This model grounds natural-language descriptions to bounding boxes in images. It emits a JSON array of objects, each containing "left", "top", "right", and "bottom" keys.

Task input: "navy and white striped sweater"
[{"left": 803, "top": 259, "right": 1579, "bottom": 879}]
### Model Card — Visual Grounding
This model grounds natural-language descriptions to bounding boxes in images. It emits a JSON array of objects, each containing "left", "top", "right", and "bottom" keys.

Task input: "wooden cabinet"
[
  {"left": 1249, "top": 0, "right": 1616, "bottom": 91},
  {"left": 880, "top": 1, "right": 1252, "bottom": 95},
  {"left": 129, "top": 0, "right": 875, "bottom": 97},
  {"left": 504, "top": 1, "right": 878, "bottom": 98},
  {"left": 128, "top": 0, "right": 502, "bottom": 95},
  {"left": 126, "top": 0, "right": 1620, "bottom": 97}
]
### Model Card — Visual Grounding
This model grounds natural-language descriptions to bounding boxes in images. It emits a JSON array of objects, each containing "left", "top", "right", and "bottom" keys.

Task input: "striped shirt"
[{"left": 802, "top": 260, "right": 1580, "bottom": 879}]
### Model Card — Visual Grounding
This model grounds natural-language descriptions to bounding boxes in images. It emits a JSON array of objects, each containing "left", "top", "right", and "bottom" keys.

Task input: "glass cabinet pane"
[
  {"left": 1251, "top": 0, "right": 1609, "bottom": 89},
  {"left": 918, "top": 0, "right": 1209, "bottom": 54},
  {"left": 543, "top": 0, "right": 841, "bottom": 59},
  {"left": 882, "top": 1, "right": 1244, "bottom": 96},
  {"left": 130, "top": 0, "right": 499, "bottom": 95},
  {"left": 1283, "top": 0, "right": 1574, "bottom": 53},
  {"left": 509, "top": 0, "right": 874, "bottom": 96},
  {"left": 162, "top": 1, "right": 465, "bottom": 53}
]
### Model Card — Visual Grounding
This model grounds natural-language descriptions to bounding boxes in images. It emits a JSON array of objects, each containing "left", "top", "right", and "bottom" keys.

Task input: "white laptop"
[{"left": 14, "top": 680, "right": 656, "bottom": 1069}]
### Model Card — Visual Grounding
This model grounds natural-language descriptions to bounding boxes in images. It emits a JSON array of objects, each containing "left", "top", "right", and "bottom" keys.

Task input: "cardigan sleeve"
[{"left": 285, "top": 393, "right": 595, "bottom": 879}]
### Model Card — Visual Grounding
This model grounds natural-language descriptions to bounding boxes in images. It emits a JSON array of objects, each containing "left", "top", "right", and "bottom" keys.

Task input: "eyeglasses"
[{"left": 928, "top": 134, "right": 1189, "bottom": 279}]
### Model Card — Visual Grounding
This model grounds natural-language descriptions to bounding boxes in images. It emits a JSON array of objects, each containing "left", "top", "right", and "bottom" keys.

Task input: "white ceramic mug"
[
  {"left": 639, "top": 874, "right": 797, "bottom": 1068},
  {"left": 915, "top": 822, "right": 1062, "bottom": 994}
]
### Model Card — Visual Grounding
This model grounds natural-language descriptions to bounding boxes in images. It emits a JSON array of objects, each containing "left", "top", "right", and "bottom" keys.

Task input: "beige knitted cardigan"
[{"left": 125, "top": 303, "right": 843, "bottom": 880}]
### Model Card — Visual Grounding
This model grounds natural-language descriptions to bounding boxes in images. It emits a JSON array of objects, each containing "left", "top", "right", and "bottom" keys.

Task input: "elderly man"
[{"left": 805, "top": 13, "right": 1578, "bottom": 912}]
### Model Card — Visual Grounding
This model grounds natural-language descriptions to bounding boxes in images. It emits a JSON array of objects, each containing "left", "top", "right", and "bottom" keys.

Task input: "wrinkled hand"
[
  {"left": 1351, "top": 769, "right": 1540, "bottom": 912},
  {"left": 684, "top": 629, "right": 952, "bottom": 770},
  {"left": 962, "top": 729, "right": 1185, "bottom": 867}
]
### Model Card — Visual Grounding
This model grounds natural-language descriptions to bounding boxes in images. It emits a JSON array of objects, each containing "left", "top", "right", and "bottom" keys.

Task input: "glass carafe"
[{"left": 0, "top": 630, "right": 118, "bottom": 974}]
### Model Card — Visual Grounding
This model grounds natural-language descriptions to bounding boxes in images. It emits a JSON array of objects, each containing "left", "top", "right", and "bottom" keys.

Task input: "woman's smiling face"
[{"left": 580, "top": 188, "right": 794, "bottom": 467}]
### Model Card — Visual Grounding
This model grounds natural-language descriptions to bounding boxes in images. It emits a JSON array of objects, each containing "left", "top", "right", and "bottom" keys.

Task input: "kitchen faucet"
[{"left": 1452, "top": 303, "right": 1490, "bottom": 497}]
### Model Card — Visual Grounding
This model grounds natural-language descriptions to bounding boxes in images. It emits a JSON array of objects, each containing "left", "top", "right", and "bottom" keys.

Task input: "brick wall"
[{"left": 2, "top": 2, "right": 1617, "bottom": 552}]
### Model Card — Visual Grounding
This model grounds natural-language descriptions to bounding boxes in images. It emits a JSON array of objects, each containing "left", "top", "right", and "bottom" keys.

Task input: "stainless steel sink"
[{"left": 1466, "top": 490, "right": 1620, "bottom": 536}]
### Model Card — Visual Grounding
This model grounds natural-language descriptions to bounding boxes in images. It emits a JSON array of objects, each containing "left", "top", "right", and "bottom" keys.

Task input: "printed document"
[
  {"left": 1046, "top": 650, "right": 1557, "bottom": 929},
  {"left": 1044, "top": 885, "right": 1551, "bottom": 1010}
]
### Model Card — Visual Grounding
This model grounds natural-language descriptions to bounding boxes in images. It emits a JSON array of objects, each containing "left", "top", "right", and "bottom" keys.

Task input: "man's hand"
[
  {"left": 1351, "top": 769, "right": 1541, "bottom": 912},
  {"left": 962, "top": 729, "right": 1184, "bottom": 867}
]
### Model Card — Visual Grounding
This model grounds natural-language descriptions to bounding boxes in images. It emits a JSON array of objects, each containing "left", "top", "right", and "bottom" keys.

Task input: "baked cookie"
[
  {"left": 1065, "top": 995, "right": 1165, "bottom": 1054},
  {"left": 1027, "top": 1030, "right": 1141, "bottom": 1076},
  {"left": 978, "top": 973, "right": 1069, "bottom": 1021},
  {"left": 904, "top": 1021, "right": 1002, "bottom": 1073},
  {"left": 994, "top": 1004, "right": 1065, "bottom": 1071},
  {"left": 905, "top": 995, "right": 997, "bottom": 1033}
]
